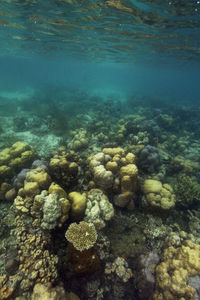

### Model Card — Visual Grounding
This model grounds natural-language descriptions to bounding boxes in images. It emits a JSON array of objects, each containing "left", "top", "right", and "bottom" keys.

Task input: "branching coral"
[
  {"left": 65, "top": 221, "right": 97, "bottom": 252},
  {"left": 175, "top": 174, "right": 200, "bottom": 208}
]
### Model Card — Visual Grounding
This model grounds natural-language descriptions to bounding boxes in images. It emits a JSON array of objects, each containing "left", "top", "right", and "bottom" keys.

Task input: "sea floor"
[{"left": 0, "top": 86, "right": 200, "bottom": 299}]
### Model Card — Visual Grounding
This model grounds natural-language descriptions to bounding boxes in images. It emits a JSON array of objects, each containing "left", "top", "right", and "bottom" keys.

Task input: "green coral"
[{"left": 175, "top": 175, "right": 200, "bottom": 208}]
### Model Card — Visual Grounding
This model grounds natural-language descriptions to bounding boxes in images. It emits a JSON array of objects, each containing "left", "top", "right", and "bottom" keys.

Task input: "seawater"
[{"left": 0, "top": 1, "right": 200, "bottom": 300}]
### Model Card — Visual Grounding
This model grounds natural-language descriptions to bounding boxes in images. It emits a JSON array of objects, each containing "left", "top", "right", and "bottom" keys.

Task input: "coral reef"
[
  {"left": 65, "top": 221, "right": 97, "bottom": 252},
  {"left": 0, "top": 142, "right": 37, "bottom": 199},
  {"left": 31, "top": 283, "right": 80, "bottom": 300},
  {"left": 138, "top": 145, "right": 160, "bottom": 174},
  {"left": 84, "top": 189, "right": 114, "bottom": 230},
  {"left": 68, "top": 191, "right": 86, "bottom": 220},
  {"left": 175, "top": 174, "right": 200, "bottom": 208},
  {"left": 142, "top": 179, "right": 176, "bottom": 211},
  {"left": 153, "top": 231, "right": 200, "bottom": 300},
  {"left": 68, "top": 128, "right": 89, "bottom": 151},
  {"left": 48, "top": 148, "right": 80, "bottom": 190},
  {"left": 88, "top": 148, "right": 139, "bottom": 210},
  {"left": 136, "top": 252, "right": 160, "bottom": 300},
  {"left": 1, "top": 90, "right": 200, "bottom": 299},
  {"left": 105, "top": 256, "right": 133, "bottom": 283},
  {"left": 65, "top": 222, "right": 100, "bottom": 275}
]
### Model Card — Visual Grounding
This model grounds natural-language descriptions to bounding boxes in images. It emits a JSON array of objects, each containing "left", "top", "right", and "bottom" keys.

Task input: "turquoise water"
[{"left": 1, "top": 1, "right": 200, "bottom": 300}]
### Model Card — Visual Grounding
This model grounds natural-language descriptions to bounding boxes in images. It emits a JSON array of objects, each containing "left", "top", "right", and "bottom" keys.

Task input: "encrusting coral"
[{"left": 0, "top": 168, "right": 70, "bottom": 298}]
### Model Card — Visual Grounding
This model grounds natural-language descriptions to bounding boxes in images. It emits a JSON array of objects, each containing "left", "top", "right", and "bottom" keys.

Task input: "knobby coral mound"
[
  {"left": 68, "top": 128, "right": 89, "bottom": 151},
  {"left": 0, "top": 141, "right": 37, "bottom": 199},
  {"left": 142, "top": 179, "right": 176, "bottom": 211},
  {"left": 84, "top": 189, "right": 114, "bottom": 230},
  {"left": 153, "top": 231, "right": 200, "bottom": 300},
  {"left": 65, "top": 221, "right": 97, "bottom": 252},
  {"left": 88, "top": 147, "right": 139, "bottom": 210},
  {"left": 48, "top": 148, "right": 80, "bottom": 189}
]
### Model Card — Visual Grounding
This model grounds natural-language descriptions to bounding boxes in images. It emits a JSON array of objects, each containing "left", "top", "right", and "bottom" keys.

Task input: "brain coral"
[{"left": 65, "top": 221, "right": 97, "bottom": 252}]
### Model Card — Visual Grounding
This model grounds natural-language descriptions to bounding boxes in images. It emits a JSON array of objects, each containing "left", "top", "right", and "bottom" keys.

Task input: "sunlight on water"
[{"left": 0, "top": 1, "right": 200, "bottom": 300}]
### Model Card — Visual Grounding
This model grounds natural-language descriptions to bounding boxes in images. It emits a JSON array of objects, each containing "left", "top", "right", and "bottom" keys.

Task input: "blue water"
[
  {"left": 1, "top": 1, "right": 200, "bottom": 300},
  {"left": 0, "top": 0, "right": 200, "bottom": 104},
  {"left": 1, "top": 56, "right": 200, "bottom": 103}
]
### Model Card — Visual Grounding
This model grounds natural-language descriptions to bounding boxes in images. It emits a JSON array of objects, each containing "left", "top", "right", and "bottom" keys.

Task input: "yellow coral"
[
  {"left": 0, "top": 141, "right": 36, "bottom": 202},
  {"left": 68, "top": 192, "right": 86, "bottom": 219},
  {"left": 125, "top": 153, "right": 136, "bottom": 164},
  {"left": 120, "top": 164, "right": 138, "bottom": 178},
  {"left": 89, "top": 148, "right": 140, "bottom": 210},
  {"left": 143, "top": 179, "right": 175, "bottom": 210},
  {"left": 26, "top": 168, "right": 51, "bottom": 189},
  {"left": 24, "top": 181, "right": 40, "bottom": 197},
  {"left": 106, "top": 161, "right": 118, "bottom": 173},
  {"left": 59, "top": 198, "right": 71, "bottom": 225},
  {"left": 68, "top": 162, "right": 78, "bottom": 174},
  {"left": 48, "top": 182, "right": 67, "bottom": 198},
  {"left": 153, "top": 238, "right": 200, "bottom": 300},
  {"left": 0, "top": 165, "right": 12, "bottom": 178},
  {"left": 10, "top": 141, "right": 29, "bottom": 156},
  {"left": 121, "top": 175, "right": 132, "bottom": 193},
  {"left": 0, "top": 150, "right": 10, "bottom": 165},
  {"left": 112, "top": 154, "right": 121, "bottom": 163},
  {"left": 103, "top": 147, "right": 125, "bottom": 156},
  {"left": 14, "top": 196, "right": 29, "bottom": 213},
  {"left": 143, "top": 179, "right": 162, "bottom": 194}
]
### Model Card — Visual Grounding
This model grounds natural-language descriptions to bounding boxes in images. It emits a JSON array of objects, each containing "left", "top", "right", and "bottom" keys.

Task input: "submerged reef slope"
[{"left": 0, "top": 91, "right": 200, "bottom": 299}]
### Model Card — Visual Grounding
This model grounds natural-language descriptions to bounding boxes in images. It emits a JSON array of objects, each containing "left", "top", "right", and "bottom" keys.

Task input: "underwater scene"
[{"left": 1, "top": 0, "right": 200, "bottom": 299}]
